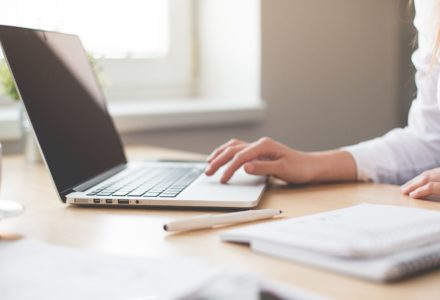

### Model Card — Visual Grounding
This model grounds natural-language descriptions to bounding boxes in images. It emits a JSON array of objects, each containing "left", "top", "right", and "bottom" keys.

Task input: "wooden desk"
[{"left": 2, "top": 146, "right": 440, "bottom": 300}]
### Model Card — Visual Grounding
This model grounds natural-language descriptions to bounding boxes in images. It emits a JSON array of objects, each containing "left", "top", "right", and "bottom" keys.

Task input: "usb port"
[
  {"left": 105, "top": 199, "right": 113, "bottom": 204},
  {"left": 118, "top": 199, "right": 129, "bottom": 204},
  {"left": 93, "top": 199, "right": 100, "bottom": 204}
]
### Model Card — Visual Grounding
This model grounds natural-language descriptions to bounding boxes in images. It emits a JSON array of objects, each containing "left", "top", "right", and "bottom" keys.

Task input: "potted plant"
[
  {"left": 0, "top": 60, "right": 19, "bottom": 101},
  {"left": 0, "top": 60, "right": 42, "bottom": 163}
]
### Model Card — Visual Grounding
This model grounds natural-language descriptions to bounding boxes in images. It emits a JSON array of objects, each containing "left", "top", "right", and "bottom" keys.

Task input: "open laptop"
[{"left": 0, "top": 25, "right": 266, "bottom": 208}]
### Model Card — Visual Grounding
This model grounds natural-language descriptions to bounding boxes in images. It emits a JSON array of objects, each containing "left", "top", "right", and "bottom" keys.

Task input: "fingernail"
[
  {"left": 409, "top": 191, "right": 416, "bottom": 198},
  {"left": 205, "top": 165, "right": 212, "bottom": 174},
  {"left": 245, "top": 163, "right": 254, "bottom": 173}
]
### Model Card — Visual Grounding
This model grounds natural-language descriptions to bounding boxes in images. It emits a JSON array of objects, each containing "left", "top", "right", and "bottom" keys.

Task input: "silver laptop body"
[
  {"left": 67, "top": 161, "right": 266, "bottom": 208},
  {"left": 0, "top": 25, "right": 266, "bottom": 208}
]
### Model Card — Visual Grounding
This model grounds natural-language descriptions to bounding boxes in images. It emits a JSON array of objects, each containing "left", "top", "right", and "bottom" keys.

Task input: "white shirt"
[{"left": 344, "top": 0, "right": 440, "bottom": 185}]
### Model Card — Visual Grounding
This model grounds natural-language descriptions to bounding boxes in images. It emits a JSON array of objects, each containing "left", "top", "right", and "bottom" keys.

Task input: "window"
[
  {"left": 0, "top": 0, "right": 264, "bottom": 141},
  {"left": 0, "top": 0, "right": 194, "bottom": 102},
  {"left": 0, "top": 0, "right": 169, "bottom": 58}
]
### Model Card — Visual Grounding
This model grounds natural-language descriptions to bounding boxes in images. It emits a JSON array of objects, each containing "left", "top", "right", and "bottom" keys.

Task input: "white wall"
[
  {"left": 258, "top": 0, "right": 402, "bottom": 150},
  {"left": 196, "top": 0, "right": 261, "bottom": 101}
]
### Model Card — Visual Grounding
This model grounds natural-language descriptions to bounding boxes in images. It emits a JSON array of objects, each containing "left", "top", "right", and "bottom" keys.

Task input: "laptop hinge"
[{"left": 61, "top": 164, "right": 127, "bottom": 198}]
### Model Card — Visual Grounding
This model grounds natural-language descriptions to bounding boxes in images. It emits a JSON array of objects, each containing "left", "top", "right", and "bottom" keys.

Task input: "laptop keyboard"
[{"left": 86, "top": 167, "right": 204, "bottom": 198}]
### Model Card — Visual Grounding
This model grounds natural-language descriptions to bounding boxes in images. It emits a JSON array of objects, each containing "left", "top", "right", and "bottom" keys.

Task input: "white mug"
[
  {"left": 0, "top": 143, "right": 25, "bottom": 221},
  {"left": 0, "top": 143, "right": 2, "bottom": 192}
]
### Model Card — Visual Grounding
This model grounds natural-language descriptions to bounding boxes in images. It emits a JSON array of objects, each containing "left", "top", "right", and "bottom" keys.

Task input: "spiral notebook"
[{"left": 221, "top": 204, "right": 440, "bottom": 282}]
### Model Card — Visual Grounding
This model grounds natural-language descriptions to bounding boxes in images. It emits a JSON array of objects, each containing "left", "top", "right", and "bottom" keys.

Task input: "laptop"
[{"left": 0, "top": 25, "right": 266, "bottom": 208}]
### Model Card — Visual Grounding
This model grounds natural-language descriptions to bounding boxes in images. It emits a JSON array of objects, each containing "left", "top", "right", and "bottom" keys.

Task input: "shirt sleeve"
[
  {"left": 343, "top": 128, "right": 440, "bottom": 185},
  {"left": 342, "top": 0, "right": 440, "bottom": 185}
]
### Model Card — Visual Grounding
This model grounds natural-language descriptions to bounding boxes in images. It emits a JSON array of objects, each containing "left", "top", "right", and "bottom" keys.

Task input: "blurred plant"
[
  {"left": 87, "top": 53, "right": 107, "bottom": 88},
  {"left": 0, "top": 60, "right": 19, "bottom": 101},
  {"left": 0, "top": 53, "right": 105, "bottom": 101}
]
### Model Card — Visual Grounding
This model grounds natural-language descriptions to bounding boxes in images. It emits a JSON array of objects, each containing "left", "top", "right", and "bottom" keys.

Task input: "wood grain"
[{"left": 1, "top": 146, "right": 440, "bottom": 300}]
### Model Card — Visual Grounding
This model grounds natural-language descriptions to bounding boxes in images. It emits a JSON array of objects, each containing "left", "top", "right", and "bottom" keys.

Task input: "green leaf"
[{"left": 0, "top": 60, "right": 20, "bottom": 101}]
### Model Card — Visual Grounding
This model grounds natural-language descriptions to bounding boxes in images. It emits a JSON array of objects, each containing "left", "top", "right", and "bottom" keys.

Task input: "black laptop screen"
[{"left": 0, "top": 26, "right": 127, "bottom": 198}]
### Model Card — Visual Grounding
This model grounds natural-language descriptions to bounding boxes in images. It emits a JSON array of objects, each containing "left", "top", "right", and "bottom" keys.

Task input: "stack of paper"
[
  {"left": 0, "top": 239, "right": 214, "bottom": 300},
  {"left": 0, "top": 239, "right": 325, "bottom": 300}
]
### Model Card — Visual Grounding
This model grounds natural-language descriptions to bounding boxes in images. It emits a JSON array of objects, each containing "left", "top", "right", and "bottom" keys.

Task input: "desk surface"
[{"left": 2, "top": 146, "right": 440, "bottom": 300}]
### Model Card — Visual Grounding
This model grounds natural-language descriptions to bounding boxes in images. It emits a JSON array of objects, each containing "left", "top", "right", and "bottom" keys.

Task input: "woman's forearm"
[{"left": 306, "top": 150, "right": 358, "bottom": 183}]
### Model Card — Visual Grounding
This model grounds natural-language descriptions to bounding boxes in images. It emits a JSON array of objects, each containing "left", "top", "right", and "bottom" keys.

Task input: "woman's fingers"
[
  {"left": 401, "top": 168, "right": 440, "bottom": 199},
  {"left": 220, "top": 138, "right": 280, "bottom": 183},
  {"left": 401, "top": 169, "right": 440, "bottom": 195},
  {"left": 401, "top": 173, "right": 430, "bottom": 195},
  {"left": 206, "top": 139, "right": 245, "bottom": 163},
  {"left": 205, "top": 144, "right": 247, "bottom": 176},
  {"left": 408, "top": 182, "right": 440, "bottom": 199}
]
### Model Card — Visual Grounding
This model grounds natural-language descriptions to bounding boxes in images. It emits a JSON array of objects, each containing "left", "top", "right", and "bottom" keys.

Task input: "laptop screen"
[{"left": 0, "top": 26, "right": 127, "bottom": 199}]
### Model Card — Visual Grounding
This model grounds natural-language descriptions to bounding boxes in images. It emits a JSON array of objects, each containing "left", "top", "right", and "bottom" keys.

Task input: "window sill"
[{"left": 0, "top": 98, "right": 266, "bottom": 141}]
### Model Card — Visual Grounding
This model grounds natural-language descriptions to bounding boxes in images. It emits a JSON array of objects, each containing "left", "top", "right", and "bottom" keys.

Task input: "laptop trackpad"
[{"left": 179, "top": 167, "right": 266, "bottom": 202}]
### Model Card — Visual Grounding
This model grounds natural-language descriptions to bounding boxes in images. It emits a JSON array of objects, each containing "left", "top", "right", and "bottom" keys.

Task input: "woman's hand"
[
  {"left": 401, "top": 168, "right": 440, "bottom": 199},
  {"left": 205, "top": 137, "right": 314, "bottom": 184}
]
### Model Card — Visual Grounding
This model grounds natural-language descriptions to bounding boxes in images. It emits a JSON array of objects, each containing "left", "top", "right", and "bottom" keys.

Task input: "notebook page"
[
  {"left": 252, "top": 237, "right": 440, "bottom": 282},
  {"left": 221, "top": 204, "right": 440, "bottom": 258}
]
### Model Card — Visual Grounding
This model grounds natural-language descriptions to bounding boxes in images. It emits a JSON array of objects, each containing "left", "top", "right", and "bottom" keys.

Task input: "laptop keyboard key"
[
  {"left": 159, "top": 193, "right": 179, "bottom": 198},
  {"left": 164, "top": 188, "right": 183, "bottom": 193},
  {"left": 112, "top": 191, "right": 129, "bottom": 196},
  {"left": 96, "top": 192, "right": 112, "bottom": 196},
  {"left": 148, "top": 188, "right": 165, "bottom": 193},
  {"left": 143, "top": 192, "right": 160, "bottom": 197},
  {"left": 127, "top": 191, "right": 145, "bottom": 197}
]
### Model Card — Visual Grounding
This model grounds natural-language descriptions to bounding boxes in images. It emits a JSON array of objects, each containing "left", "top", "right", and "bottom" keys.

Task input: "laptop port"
[
  {"left": 74, "top": 198, "right": 88, "bottom": 204},
  {"left": 118, "top": 199, "right": 129, "bottom": 204},
  {"left": 105, "top": 199, "right": 113, "bottom": 204},
  {"left": 93, "top": 199, "right": 100, "bottom": 204}
]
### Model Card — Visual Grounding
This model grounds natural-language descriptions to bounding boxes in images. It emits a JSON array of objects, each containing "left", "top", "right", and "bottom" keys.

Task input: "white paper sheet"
[
  {"left": 0, "top": 239, "right": 216, "bottom": 300},
  {"left": 0, "top": 239, "right": 324, "bottom": 300}
]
